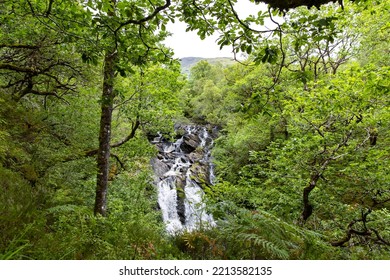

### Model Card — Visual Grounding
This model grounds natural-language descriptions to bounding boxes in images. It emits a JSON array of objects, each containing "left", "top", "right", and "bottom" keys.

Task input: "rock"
[
  {"left": 180, "top": 133, "right": 201, "bottom": 153},
  {"left": 155, "top": 143, "right": 165, "bottom": 153},
  {"left": 188, "top": 151, "right": 203, "bottom": 163},
  {"left": 150, "top": 158, "right": 169, "bottom": 179},
  {"left": 157, "top": 153, "right": 164, "bottom": 160},
  {"left": 175, "top": 175, "right": 186, "bottom": 224},
  {"left": 163, "top": 143, "right": 175, "bottom": 153},
  {"left": 208, "top": 124, "right": 220, "bottom": 139},
  {"left": 175, "top": 127, "right": 187, "bottom": 139},
  {"left": 189, "top": 162, "right": 210, "bottom": 185}
]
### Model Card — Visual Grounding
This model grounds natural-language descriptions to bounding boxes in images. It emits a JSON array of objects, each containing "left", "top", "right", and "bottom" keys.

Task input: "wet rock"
[
  {"left": 180, "top": 133, "right": 201, "bottom": 153},
  {"left": 157, "top": 153, "right": 164, "bottom": 160},
  {"left": 163, "top": 143, "right": 176, "bottom": 153},
  {"left": 150, "top": 158, "right": 169, "bottom": 179},
  {"left": 175, "top": 175, "right": 186, "bottom": 224},
  {"left": 175, "top": 127, "right": 187, "bottom": 139},
  {"left": 190, "top": 162, "right": 210, "bottom": 185},
  {"left": 188, "top": 151, "right": 203, "bottom": 163}
]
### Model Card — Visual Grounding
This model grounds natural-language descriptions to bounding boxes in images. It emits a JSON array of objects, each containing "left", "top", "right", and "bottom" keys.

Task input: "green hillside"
[{"left": 180, "top": 57, "right": 236, "bottom": 76}]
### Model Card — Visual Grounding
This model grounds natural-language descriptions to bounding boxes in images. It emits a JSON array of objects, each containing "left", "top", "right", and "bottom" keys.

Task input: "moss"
[{"left": 20, "top": 164, "right": 38, "bottom": 184}]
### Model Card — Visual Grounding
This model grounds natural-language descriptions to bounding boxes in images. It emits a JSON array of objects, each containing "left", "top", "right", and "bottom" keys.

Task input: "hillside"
[{"left": 180, "top": 57, "right": 236, "bottom": 76}]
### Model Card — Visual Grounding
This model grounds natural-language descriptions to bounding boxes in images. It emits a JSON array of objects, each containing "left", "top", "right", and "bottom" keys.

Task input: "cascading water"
[{"left": 151, "top": 125, "right": 216, "bottom": 234}]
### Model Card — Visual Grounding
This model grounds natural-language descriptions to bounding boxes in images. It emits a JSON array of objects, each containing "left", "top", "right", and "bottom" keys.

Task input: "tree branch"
[
  {"left": 255, "top": 0, "right": 342, "bottom": 11},
  {"left": 111, "top": 153, "right": 125, "bottom": 170},
  {"left": 0, "top": 44, "right": 40, "bottom": 49},
  {"left": 111, "top": 119, "right": 140, "bottom": 148},
  {"left": 77, "top": 119, "right": 141, "bottom": 161},
  {"left": 331, "top": 208, "right": 390, "bottom": 247},
  {"left": 226, "top": 0, "right": 272, "bottom": 34},
  {"left": 115, "top": 0, "right": 171, "bottom": 32},
  {"left": 45, "top": 0, "right": 54, "bottom": 17},
  {"left": 0, "top": 63, "right": 38, "bottom": 74},
  {"left": 299, "top": 131, "right": 352, "bottom": 224}
]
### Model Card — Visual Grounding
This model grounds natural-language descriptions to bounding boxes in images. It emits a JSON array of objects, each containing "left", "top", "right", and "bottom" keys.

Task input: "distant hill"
[{"left": 179, "top": 57, "right": 236, "bottom": 77}]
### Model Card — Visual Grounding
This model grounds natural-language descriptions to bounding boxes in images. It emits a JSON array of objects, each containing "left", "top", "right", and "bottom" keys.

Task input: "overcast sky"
[{"left": 164, "top": 2, "right": 268, "bottom": 58}]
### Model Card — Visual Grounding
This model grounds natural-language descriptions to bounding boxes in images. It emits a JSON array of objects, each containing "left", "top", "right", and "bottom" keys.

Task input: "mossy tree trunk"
[{"left": 94, "top": 48, "right": 118, "bottom": 216}]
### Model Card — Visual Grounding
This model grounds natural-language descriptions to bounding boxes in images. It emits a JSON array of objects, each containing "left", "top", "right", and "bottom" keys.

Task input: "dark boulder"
[{"left": 180, "top": 133, "right": 201, "bottom": 153}]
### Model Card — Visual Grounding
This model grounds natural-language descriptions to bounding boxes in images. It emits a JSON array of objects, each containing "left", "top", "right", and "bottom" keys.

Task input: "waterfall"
[{"left": 151, "top": 125, "right": 216, "bottom": 234}]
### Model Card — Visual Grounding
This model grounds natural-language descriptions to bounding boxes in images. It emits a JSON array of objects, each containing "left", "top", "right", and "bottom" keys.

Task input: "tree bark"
[
  {"left": 300, "top": 173, "right": 320, "bottom": 224},
  {"left": 299, "top": 131, "right": 352, "bottom": 224},
  {"left": 94, "top": 49, "right": 117, "bottom": 216}
]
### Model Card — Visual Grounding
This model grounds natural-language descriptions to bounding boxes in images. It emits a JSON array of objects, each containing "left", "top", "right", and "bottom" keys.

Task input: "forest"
[{"left": 0, "top": 0, "right": 389, "bottom": 260}]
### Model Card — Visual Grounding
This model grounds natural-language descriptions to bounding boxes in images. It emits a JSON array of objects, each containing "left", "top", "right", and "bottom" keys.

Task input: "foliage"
[
  {"left": 26, "top": 168, "right": 185, "bottom": 260},
  {"left": 175, "top": 206, "right": 336, "bottom": 259},
  {"left": 178, "top": 0, "right": 390, "bottom": 259},
  {"left": 113, "top": 63, "right": 184, "bottom": 138},
  {"left": 1, "top": 0, "right": 389, "bottom": 261}
]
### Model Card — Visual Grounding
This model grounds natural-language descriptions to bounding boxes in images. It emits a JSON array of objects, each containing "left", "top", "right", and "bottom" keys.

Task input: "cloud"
[
  {"left": 164, "top": 22, "right": 233, "bottom": 58},
  {"left": 164, "top": 1, "right": 267, "bottom": 58}
]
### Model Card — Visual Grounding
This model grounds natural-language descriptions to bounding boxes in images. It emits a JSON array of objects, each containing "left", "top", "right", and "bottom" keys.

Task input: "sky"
[{"left": 163, "top": 1, "right": 268, "bottom": 59}]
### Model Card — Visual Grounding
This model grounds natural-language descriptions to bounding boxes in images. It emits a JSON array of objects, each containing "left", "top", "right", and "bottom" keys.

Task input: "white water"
[
  {"left": 156, "top": 126, "right": 215, "bottom": 234},
  {"left": 183, "top": 171, "right": 215, "bottom": 232}
]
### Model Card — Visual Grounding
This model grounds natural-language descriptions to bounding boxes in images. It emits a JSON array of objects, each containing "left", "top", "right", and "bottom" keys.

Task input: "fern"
[
  {"left": 236, "top": 232, "right": 289, "bottom": 259},
  {"left": 217, "top": 208, "right": 325, "bottom": 259}
]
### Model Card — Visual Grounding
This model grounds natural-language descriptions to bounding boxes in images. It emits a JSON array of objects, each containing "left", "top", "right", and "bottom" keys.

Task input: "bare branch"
[
  {"left": 74, "top": 119, "right": 141, "bottom": 162},
  {"left": 331, "top": 208, "right": 389, "bottom": 247}
]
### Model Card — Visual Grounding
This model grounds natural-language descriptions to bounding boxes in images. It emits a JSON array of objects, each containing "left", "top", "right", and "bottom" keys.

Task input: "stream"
[{"left": 151, "top": 125, "right": 216, "bottom": 234}]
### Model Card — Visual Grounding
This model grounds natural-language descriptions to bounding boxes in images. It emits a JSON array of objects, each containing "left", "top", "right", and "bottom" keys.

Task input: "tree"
[
  {"left": 1, "top": 0, "right": 176, "bottom": 216},
  {"left": 76, "top": 0, "right": 174, "bottom": 216},
  {"left": 195, "top": 0, "right": 390, "bottom": 257},
  {"left": 112, "top": 64, "right": 184, "bottom": 144},
  {"left": 0, "top": 0, "right": 86, "bottom": 102},
  {"left": 6, "top": 0, "right": 355, "bottom": 217}
]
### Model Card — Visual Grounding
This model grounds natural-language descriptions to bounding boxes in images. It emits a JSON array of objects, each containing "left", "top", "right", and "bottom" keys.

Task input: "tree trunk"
[
  {"left": 299, "top": 173, "right": 320, "bottom": 224},
  {"left": 94, "top": 49, "right": 117, "bottom": 216}
]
